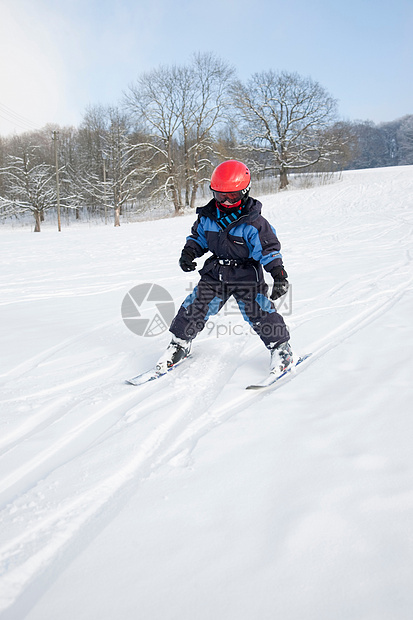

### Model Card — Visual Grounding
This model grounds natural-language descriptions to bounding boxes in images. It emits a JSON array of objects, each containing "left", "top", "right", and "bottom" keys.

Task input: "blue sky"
[{"left": 0, "top": 0, "right": 412, "bottom": 136}]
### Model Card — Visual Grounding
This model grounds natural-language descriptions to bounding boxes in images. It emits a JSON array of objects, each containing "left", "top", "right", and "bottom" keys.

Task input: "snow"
[{"left": 1, "top": 165, "right": 413, "bottom": 620}]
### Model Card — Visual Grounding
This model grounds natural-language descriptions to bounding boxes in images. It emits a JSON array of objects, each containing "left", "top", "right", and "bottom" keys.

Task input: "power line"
[
  {"left": 0, "top": 101, "right": 41, "bottom": 133},
  {"left": 0, "top": 101, "right": 40, "bottom": 128},
  {"left": 0, "top": 111, "right": 34, "bottom": 133}
]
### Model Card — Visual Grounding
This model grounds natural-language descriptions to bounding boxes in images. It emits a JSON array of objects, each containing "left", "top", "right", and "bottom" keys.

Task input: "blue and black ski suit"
[{"left": 169, "top": 197, "right": 290, "bottom": 348}]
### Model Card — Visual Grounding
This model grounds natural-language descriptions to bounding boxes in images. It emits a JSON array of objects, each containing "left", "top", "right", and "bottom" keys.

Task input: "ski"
[
  {"left": 126, "top": 352, "right": 312, "bottom": 389},
  {"left": 246, "top": 353, "right": 312, "bottom": 390},
  {"left": 125, "top": 355, "right": 190, "bottom": 386}
]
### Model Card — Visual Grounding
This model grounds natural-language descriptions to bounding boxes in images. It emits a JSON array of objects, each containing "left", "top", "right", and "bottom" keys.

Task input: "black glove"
[
  {"left": 179, "top": 247, "right": 197, "bottom": 272},
  {"left": 269, "top": 266, "right": 289, "bottom": 300}
]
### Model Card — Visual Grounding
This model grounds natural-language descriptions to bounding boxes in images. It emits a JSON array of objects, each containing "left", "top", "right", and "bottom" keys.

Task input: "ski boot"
[
  {"left": 269, "top": 341, "right": 294, "bottom": 376},
  {"left": 156, "top": 336, "right": 191, "bottom": 373}
]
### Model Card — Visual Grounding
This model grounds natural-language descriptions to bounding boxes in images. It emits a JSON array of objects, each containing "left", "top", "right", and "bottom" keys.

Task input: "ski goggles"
[{"left": 212, "top": 190, "right": 244, "bottom": 205}]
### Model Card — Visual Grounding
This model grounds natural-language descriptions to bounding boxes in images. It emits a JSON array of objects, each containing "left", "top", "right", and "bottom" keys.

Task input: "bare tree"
[
  {"left": 183, "top": 53, "right": 234, "bottom": 209},
  {"left": 124, "top": 65, "right": 185, "bottom": 212},
  {"left": 104, "top": 107, "right": 139, "bottom": 226},
  {"left": 0, "top": 147, "right": 57, "bottom": 231},
  {"left": 231, "top": 71, "right": 338, "bottom": 188},
  {"left": 75, "top": 106, "right": 109, "bottom": 216},
  {"left": 124, "top": 53, "right": 234, "bottom": 213},
  {"left": 75, "top": 105, "right": 140, "bottom": 225}
]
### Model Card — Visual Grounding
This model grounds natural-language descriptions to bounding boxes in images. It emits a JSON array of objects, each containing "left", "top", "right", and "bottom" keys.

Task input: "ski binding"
[{"left": 246, "top": 353, "right": 312, "bottom": 390}]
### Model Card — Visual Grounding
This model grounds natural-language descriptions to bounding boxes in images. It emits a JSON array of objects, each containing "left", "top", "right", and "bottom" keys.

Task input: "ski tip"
[
  {"left": 124, "top": 370, "right": 162, "bottom": 386},
  {"left": 296, "top": 352, "right": 312, "bottom": 364},
  {"left": 125, "top": 353, "right": 192, "bottom": 387}
]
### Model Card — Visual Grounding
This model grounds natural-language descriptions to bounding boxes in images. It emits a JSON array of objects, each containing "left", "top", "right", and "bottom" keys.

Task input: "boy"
[{"left": 157, "top": 160, "right": 293, "bottom": 377}]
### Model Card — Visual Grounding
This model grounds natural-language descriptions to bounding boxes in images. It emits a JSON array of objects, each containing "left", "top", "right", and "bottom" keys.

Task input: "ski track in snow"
[{"left": 0, "top": 166, "right": 413, "bottom": 616}]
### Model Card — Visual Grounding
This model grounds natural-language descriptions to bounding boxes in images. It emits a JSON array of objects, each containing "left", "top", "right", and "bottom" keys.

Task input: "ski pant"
[{"left": 169, "top": 277, "right": 289, "bottom": 348}]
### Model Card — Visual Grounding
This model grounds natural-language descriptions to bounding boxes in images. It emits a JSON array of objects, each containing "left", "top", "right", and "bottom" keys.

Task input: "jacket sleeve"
[
  {"left": 246, "top": 216, "right": 284, "bottom": 271},
  {"left": 184, "top": 215, "right": 209, "bottom": 258}
]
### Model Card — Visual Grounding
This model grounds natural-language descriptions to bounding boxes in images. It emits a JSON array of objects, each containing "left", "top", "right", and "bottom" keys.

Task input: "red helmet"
[
  {"left": 210, "top": 160, "right": 251, "bottom": 207},
  {"left": 210, "top": 160, "right": 251, "bottom": 192}
]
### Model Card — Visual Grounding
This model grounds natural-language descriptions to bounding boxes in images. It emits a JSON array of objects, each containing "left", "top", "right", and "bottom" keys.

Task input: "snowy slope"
[{"left": 1, "top": 166, "right": 413, "bottom": 620}]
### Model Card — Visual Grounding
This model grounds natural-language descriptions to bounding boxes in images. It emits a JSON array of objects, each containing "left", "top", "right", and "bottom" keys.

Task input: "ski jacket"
[{"left": 184, "top": 197, "right": 284, "bottom": 283}]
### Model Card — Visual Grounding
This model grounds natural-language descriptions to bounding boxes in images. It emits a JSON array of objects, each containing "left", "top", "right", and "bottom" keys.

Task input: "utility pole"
[
  {"left": 52, "top": 131, "right": 62, "bottom": 232},
  {"left": 103, "top": 155, "right": 107, "bottom": 225}
]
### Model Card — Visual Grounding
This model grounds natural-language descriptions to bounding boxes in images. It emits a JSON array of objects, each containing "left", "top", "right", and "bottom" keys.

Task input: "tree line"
[
  {"left": 0, "top": 53, "right": 412, "bottom": 231},
  {"left": 343, "top": 116, "right": 413, "bottom": 170}
]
